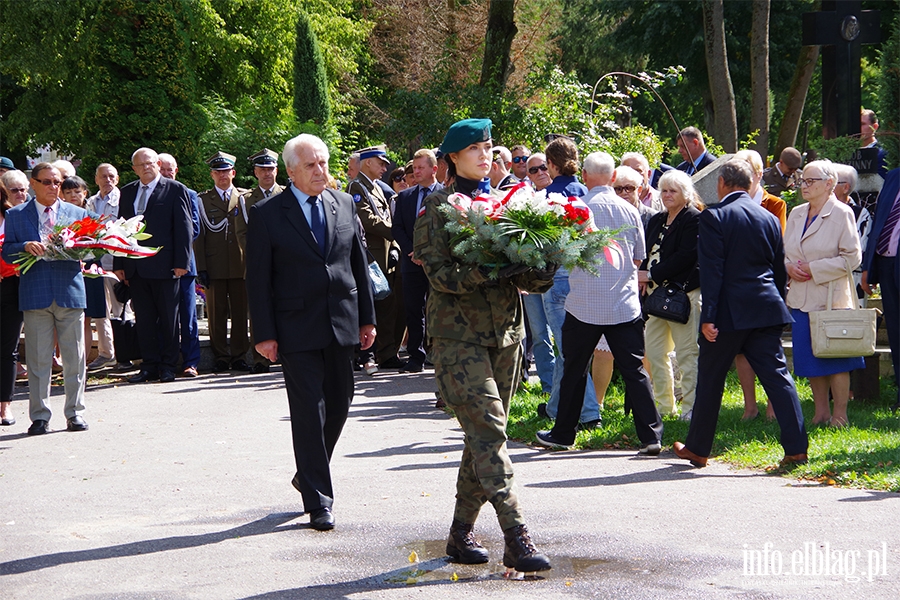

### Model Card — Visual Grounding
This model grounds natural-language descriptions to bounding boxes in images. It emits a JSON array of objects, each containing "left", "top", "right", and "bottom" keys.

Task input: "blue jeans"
[
  {"left": 522, "top": 292, "right": 554, "bottom": 392},
  {"left": 543, "top": 269, "right": 599, "bottom": 422}
]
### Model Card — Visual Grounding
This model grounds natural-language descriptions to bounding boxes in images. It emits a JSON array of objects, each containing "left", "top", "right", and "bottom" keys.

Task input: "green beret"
[{"left": 440, "top": 118, "right": 492, "bottom": 154}]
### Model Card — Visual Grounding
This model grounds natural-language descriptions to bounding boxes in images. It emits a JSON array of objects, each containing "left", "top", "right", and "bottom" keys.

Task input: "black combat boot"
[
  {"left": 502, "top": 524, "right": 551, "bottom": 572},
  {"left": 446, "top": 519, "right": 490, "bottom": 564}
]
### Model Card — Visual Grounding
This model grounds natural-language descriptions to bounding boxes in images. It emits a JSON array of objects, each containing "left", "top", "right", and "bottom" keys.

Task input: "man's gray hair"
[
  {"left": 620, "top": 152, "right": 649, "bottom": 173},
  {"left": 834, "top": 163, "right": 858, "bottom": 192},
  {"left": 283, "top": 134, "right": 329, "bottom": 169},
  {"left": 95, "top": 163, "right": 118, "bottom": 176},
  {"left": 131, "top": 147, "right": 159, "bottom": 163},
  {"left": 582, "top": 151, "right": 615, "bottom": 176},
  {"left": 719, "top": 159, "right": 753, "bottom": 190},
  {"left": 52, "top": 159, "right": 76, "bottom": 178},
  {"left": 1, "top": 169, "right": 29, "bottom": 190},
  {"left": 157, "top": 153, "right": 177, "bottom": 167}
]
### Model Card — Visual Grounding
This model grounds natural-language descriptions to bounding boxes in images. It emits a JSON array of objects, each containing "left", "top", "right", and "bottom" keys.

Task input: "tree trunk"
[
  {"left": 750, "top": 0, "right": 770, "bottom": 157},
  {"left": 479, "top": 0, "right": 517, "bottom": 90},
  {"left": 774, "top": 44, "right": 820, "bottom": 159},
  {"left": 701, "top": 0, "right": 737, "bottom": 152}
]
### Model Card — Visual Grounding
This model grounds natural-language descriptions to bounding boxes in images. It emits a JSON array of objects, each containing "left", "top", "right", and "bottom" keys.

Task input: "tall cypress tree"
[{"left": 293, "top": 11, "right": 331, "bottom": 127}]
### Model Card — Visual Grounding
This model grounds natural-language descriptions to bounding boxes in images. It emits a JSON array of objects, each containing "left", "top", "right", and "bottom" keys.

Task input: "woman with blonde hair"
[
  {"left": 783, "top": 160, "right": 863, "bottom": 427},
  {"left": 638, "top": 169, "right": 703, "bottom": 420}
]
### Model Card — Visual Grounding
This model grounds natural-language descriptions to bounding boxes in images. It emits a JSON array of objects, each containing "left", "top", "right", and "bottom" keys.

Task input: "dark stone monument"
[{"left": 802, "top": 0, "right": 881, "bottom": 139}]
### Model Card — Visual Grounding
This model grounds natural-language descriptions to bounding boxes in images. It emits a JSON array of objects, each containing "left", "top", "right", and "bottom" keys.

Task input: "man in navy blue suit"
[
  {"left": 2, "top": 163, "right": 90, "bottom": 435},
  {"left": 391, "top": 148, "right": 443, "bottom": 373},
  {"left": 861, "top": 167, "right": 900, "bottom": 412},
  {"left": 113, "top": 148, "right": 193, "bottom": 384},
  {"left": 158, "top": 153, "right": 202, "bottom": 378},
  {"left": 674, "top": 159, "right": 808, "bottom": 468}
]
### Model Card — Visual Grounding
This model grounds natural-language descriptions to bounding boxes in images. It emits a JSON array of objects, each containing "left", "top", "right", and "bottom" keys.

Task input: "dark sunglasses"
[
  {"left": 512, "top": 156, "right": 530, "bottom": 164},
  {"left": 614, "top": 185, "right": 637, "bottom": 194},
  {"left": 528, "top": 164, "right": 548, "bottom": 174},
  {"left": 392, "top": 174, "right": 405, "bottom": 182}
]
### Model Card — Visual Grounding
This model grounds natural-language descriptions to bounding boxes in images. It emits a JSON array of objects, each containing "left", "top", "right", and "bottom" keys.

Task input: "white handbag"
[{"left": 808, "top": 261, "right": 880, "bottom": 359}]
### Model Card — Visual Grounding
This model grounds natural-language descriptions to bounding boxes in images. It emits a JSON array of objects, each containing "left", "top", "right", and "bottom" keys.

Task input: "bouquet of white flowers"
[{"left": 437, "top": 182, "right": 628, "bottom": 277}]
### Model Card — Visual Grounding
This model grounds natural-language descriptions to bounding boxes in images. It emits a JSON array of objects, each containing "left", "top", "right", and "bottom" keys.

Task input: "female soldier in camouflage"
[{"left": 413, "top": 118, "right": 556, "bottom": 573}]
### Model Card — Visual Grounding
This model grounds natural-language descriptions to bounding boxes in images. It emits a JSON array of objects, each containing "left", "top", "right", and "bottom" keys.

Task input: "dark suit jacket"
[
  {"left": 245, "top": 187, "right": 376, "bottom": 354},
  {"left": 2, "top": 200, "right": 89, "bottom": 311},
  {"left": 391, "top": 183, "right": 443, "bottom": 272},
  {"left": 697, "top": 191, "right": 791, "bottom": 331},
  {"left": 862, "top": 167, "right": 900, "bottom": 284},
  {"left": 676, "top": 151, "right": 716, "bottom": 175},
  {"left": 641, "top": 204, "right": 700, "bottom": 292},
  {"left": 113, "top": 177, "right": 193, "bottom": 279}
]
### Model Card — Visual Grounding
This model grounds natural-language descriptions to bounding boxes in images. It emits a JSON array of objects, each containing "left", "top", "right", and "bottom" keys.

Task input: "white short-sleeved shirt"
[{"left": 565, "top": 185, "right": 646, "bottom": 325}]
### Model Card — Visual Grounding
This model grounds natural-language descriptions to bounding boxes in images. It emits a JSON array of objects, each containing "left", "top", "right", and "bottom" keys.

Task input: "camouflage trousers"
[{"left": 432, "top": 338, "right": 524, "bottom": 530}]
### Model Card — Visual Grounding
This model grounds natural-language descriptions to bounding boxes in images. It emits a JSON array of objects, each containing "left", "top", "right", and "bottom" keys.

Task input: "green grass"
[{"left": 508, "top": 372, "right": 900, "bottom": 492}]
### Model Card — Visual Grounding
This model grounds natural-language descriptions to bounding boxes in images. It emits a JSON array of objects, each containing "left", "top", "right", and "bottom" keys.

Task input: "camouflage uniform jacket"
[{"left": 413, "top": 182, "right": 554, "bottom": 348}]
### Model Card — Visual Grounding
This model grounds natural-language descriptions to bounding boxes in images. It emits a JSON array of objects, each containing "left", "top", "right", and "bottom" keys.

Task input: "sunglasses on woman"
[{"left": 528, "top": 164, "right": 548, "bottom": 174}]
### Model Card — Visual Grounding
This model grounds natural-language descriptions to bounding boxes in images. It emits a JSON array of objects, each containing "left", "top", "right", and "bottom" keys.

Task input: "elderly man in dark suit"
[
  {"left": 113, "top": 148, "right": 193, "bottom": 384},
  {"left": 674, "top": 159, "right": 808, "bottom": 469},
  {"left": 391, "top": 148, "right": 443, "bottom": 373},
  {"left": 3, "top": 163, "right": 91, "bottom": 435},
  {"left": 246, "top": 133, "right": 376, "bottom": 531},
  {"left": 861, "top": 167, "right": 900, "bottom": 412}
]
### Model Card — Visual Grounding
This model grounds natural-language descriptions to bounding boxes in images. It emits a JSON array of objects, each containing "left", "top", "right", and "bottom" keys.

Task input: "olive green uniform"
[
  {"left": 348, "top": 173, "right": 405, "bottom": 364},
  {"left": 235, "top": 184, "right": 284, "bottom": 365},
  {"left": 413, "top": 183, "right": 553, "bottom": 530},
  {"left": 195, "top": 187, "right": 250, "bottom": 363}
]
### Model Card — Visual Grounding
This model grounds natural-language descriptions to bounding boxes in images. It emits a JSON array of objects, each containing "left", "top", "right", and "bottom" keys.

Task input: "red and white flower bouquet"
[
  {"left": 437, "top": 182, "right": 626, "bottom": 277},
  {"left": 14, "top": 215, "right": 159, "bottom": 276}
]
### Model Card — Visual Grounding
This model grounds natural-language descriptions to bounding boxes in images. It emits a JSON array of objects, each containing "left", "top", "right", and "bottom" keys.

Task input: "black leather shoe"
[
  {"left": 159, "top": 370, "right": 176, "bottom": 383},
  {"left": 399, "top": 362, "right": 424, "bottom": 373},
  {"left": 213, "top": 360, "right": 230, "bottom": 373},
  {"left": 309, "top": 507, "right": 335, "bottom": 531},
  {"left": 27, "top": 419, "right": 49, "bottom": 435},
  {"left": 378, "top": 357, "right": 407, "bottom": 369},
  {"left": 66, "top": 416, "right": 88, "bottom": 432},
  {"left": 1, "top": 416, "right": 16, "bottom": 426},
  {"left": 231, "top": 359, "right": 250, "bottom": 371},
  {"left": 128, "top": 370, "right": 160, "bottom": 383},
  {"left": 251, "top": 362, "right": 270, "bottom": 374}
]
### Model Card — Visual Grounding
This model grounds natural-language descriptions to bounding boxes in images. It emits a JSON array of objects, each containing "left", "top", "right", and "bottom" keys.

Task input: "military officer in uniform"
[
  {"left": 413, "top": 119, "right": 555, "bottom": 574},
  {"left": 236, "top": 148, "right": 285, "bottom": 374},
  {"left": 196, "top": 152, "right": 251, "bottom": 372},
  {"left": 347, "top": 145, "right": 405, "bottom": 373}
]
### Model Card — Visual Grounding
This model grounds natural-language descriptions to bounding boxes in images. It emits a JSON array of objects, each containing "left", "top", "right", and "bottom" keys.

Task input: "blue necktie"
[{"left": 307, "top": 195, "right": 326, "bottom": 255}]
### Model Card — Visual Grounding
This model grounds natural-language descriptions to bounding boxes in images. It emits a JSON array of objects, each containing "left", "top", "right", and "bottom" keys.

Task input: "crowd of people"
[{"left": 0, "top": 107, "right": 897, "bottom": 573}]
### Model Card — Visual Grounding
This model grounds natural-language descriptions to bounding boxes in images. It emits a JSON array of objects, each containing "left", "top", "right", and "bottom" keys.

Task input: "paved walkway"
[{"left": 1, "top": 368, "right": 897, "bottom": 599}]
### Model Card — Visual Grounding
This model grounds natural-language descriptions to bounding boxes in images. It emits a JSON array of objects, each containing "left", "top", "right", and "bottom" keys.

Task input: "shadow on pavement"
[{"left": 0, "top": 512, "right": 303, "bottom": 576}]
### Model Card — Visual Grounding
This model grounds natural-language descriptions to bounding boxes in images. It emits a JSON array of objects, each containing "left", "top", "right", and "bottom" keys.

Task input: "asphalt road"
[{"left": 1, "top": 367, "right": 897, "bottom": 599}]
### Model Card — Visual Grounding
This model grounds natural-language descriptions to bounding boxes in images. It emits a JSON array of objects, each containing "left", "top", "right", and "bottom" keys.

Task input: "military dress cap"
[
  {"left": 0, "top": 156, "right": 14, "bottom": 170},
  {"left": 248, "top": 148, "right": 278, "bottom": 167},
  {"left": 206, "top": 151, "right": 236, "bottom": 170},
  {"left": 440, "top": 118, "right": 492, "bottom": 154},
  {"left": 357, "top": 145, "right": 391, "bottom": 164}
]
